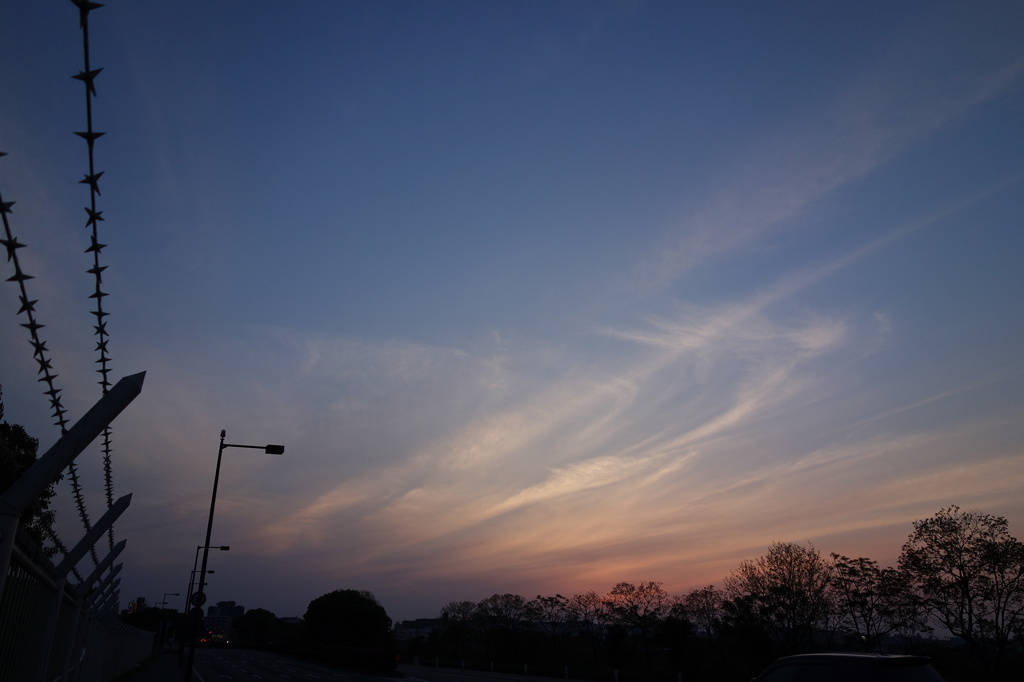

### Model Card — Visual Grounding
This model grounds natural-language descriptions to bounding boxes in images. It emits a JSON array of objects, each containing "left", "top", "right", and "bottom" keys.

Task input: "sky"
[{"left": 1, "top": 1, "right": 1022, "bottom": 623}]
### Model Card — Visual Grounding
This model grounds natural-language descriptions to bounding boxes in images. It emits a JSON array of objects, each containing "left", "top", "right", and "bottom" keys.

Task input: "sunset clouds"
[{"left": 1, "top": 1, "right": 1021, "bottom": 620}]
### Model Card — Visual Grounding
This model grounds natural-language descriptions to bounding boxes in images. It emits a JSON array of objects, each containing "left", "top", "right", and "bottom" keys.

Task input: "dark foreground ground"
[
  {"left": 120, "top": 649, "right": 577, "bottom": 682},
  {"left": 120, "top": 648, "right": 1023, "bottom": 682}
]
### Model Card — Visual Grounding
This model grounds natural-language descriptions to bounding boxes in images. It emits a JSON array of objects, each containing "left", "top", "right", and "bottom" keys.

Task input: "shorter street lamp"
[
  {"left": 158, "top": 593, "right": 179, "bottom": 647},
  {"left": 187, "top": 569, "right": 215, "bottom": 599},
  {"left": 184, "top": 545, "right": 229, "bottom": 612},
  {"left": 179, "top": 572, "right": 215, "bottom": 660},
  {"left": 180, "top": 543, "right": 227, "bottom": 662}
]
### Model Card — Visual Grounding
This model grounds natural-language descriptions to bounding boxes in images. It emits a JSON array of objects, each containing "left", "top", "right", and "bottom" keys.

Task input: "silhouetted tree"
[
  {"left": 604, "top": 581, "right": 670, "bottom": 667},
  {"left": 658, "top": 595, "right": 695, "bottom": 671},
  {"left": 720, "top": 594, "right": 774, "bottom": 669},
  {"left": 885, "top": 571, "right": 933, "bottom": 651},
  {"left": 532, "top": 593, "right": 569, "bottom": 666},
  {"left": 304, "top": 589, "right": 392, "bottom": 651},
  {"left": 439, "top": 600, "right": 478, "bottom": 660},
  {"left": 682, "top": 585, "right": 725, "bottom": 643},
  {"left": 233, "top": 607, "right": 279, "bottom": 645},
  {"left": 565, "top": 591, "right": 607, "bottom": 664},
  {"left": 830, "top": 554, "right": 908, "bottom": 651},
  {"left": 899, "top": 506, "right": 1024, "bottom": 664},
  {"left": 477, "top": 593, "right": 535, "bottom": 663},
  {"left": 0, "top": 387, "right": 56, "bottom": 555},
  {"left": 724, "top": 542, "right": 832, "bottom": 653}
]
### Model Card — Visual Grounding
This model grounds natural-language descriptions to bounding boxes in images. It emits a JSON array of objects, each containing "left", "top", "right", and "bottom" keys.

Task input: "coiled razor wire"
[
  {"left": 73, "top": 0, "right": 119, "bottom": 553},
  {"left": 1, "top": 0, "right": 119, "bottom": 576}
]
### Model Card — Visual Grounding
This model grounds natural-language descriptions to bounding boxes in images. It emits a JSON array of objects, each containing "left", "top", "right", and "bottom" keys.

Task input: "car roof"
[{"left": 775, "top": 653, "right": 932, "bottom": 664}]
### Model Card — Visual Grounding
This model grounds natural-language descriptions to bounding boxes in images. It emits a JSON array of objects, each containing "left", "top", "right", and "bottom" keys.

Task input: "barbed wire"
[
  {"left": 72, "top": 0, "right": 119, "bottom": 553},
  {"left": 0, "top": 183, "right": 71, "bottom": 433},
  {"left": 1, "top": 0, "right": 119, "bottom": 572}
]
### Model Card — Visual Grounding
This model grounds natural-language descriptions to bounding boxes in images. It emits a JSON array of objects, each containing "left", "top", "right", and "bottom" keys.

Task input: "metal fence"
[
  {"left": 0, "top": 526, "right": 151, "bottom": 682},
  {"left": 0, "top": 375, "right": 148, "bottom": 681}
]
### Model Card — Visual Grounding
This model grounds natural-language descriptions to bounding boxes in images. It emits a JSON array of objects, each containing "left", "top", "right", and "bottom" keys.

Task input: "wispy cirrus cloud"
[
  {"left": 634, "top": 40, "right": 1024, "bottom": 292},
  {"left": 251, "top": 258, "right": 858, "bottom": 564}
]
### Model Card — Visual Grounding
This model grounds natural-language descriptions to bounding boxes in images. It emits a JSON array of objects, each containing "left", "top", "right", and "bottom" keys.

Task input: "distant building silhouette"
[
  {"left": 203, "top": 600, "right": 245, "bottom": 641},
  {"left": 393, "top": 618, "right": 438, "bottom": 643}
]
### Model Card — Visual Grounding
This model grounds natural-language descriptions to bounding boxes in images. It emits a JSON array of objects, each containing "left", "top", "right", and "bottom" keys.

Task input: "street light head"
[
  {"left": 220, "top": 545, "right": 230, "bottom": 551},
  {"left": 264, "top": 444, "right": 285, "bottom": 455}
]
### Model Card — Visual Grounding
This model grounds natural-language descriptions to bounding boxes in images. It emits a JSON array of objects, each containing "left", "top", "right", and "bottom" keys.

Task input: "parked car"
[{"left": 751, "top": 653, "right": 945, "bottom": 681}]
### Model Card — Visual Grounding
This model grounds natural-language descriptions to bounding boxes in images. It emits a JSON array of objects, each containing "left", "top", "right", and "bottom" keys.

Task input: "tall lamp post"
[{"left": 185, "top": 430, "right": 284, "bottom": 681}]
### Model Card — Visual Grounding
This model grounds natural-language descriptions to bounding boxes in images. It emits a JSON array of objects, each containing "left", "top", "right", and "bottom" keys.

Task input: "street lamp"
[
  {"left": 189, "top": 568, "right": 215, "bottom": 593},
  {"left": 184, "top": 545, "right": 229, "bottom": 612},
  {"left": 158, "top": 593, "right": 179, "bottom": 649},
  {"left": 180, "top": 562, "right": 221, "bottom": 662},
  {"left": 185, "top": 430, "right": 283, "bottom": 681}
]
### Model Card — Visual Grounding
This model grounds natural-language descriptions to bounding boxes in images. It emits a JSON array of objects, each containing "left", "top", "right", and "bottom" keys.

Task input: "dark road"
[
  {"left": 188, "top": 652, "right": 579, "bottom": 682},
  {"left": 397, "top": 663, "right": 581, "bottom": 682},
  {"left": 193, "top": 649, "right": 376, "bottom": 682}
]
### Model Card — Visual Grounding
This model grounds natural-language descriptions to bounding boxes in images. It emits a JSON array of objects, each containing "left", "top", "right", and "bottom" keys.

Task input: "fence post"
[
  {"left": 76, "top": 539, "right": 126, "bottom": 600},
  {"left": 61, "top": 572, "right": 121, "bottom": 680},
  {"left": 37, "top": 495, "right": 132, "bottom": 681},
  {"left": 0, "top": 372, "right": 144, "bottom": 599}
]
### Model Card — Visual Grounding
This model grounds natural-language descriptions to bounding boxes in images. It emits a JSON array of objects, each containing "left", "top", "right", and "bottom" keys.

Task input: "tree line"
[{"left": 400, "top": 507, "right": 1024, "bottom": 681}]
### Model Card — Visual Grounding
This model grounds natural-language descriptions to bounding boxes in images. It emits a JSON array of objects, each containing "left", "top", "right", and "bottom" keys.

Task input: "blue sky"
[{"left": 1, "top": 1, "right": 1023, "bottom": 621}]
